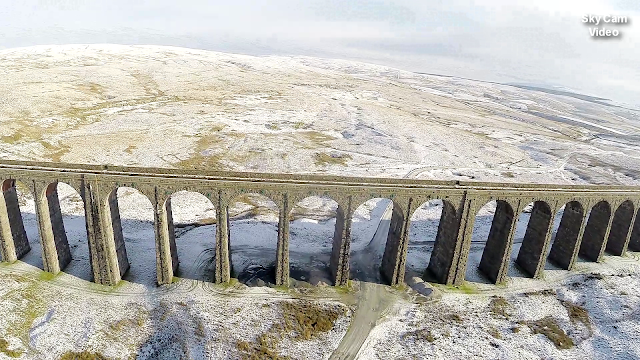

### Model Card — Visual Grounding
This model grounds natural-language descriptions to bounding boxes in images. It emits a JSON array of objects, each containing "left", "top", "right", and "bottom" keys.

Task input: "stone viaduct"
[{"left": 0, "top": 160, "right": 639, "bottom": 288}]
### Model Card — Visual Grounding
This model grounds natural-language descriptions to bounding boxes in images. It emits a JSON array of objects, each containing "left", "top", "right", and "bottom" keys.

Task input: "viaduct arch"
[{"left": 0, "top": 160, "right": 639, "bottom": 288}]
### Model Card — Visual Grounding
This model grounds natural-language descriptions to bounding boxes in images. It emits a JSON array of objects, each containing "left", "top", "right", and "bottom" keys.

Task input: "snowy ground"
[
  {"left": 1, "top": 186, "right": 356, "bottom": 359},
  {"left": 1, "top": 45, "right": 640, "bottom": 359},
  {"left": 358, "top": 255, "right": 640, "bottom": 359}
]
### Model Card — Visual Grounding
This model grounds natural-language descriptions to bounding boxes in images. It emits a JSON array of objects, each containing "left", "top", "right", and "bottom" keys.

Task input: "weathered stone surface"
[
  {"left": 479, "top": 200, "right": 516, "bottom": 284},
  {"left": 0, "top": 180, "right": 30, "bottom": 262},
  {"left": 516, "top": 201, "right": 554, "bottom": 278},
  {"left": 330, "top": 198, "right": 353, "bottom": 286},
  {"left": 548, "top": 201, "right": 585, "bottom": 270},
  {"left": 82, "top": 179, "right": 124, "bottom": 284},
  {"left": 426, "top": 199, "right": 461, "bottom": 284},
  {"left": 276, "top": 193, "right": 291, "bottom": 286},
  {"left": 606, "top": 200, "right": 635, "bottom": 256},
  {"left": 108, "top": 188, "right": 129, "bottom": 279},
  {"left": 381, "top": 200, "right": 412, "bottom": 285},
  {"left": 629, "top": 215, "right": 640, "bottom": 252},
  {"left": 580, "top": 201, "right": 613, "bottom": 262},
  {"left": 46, "top": 184, "right": 72, "bottom": 271}
]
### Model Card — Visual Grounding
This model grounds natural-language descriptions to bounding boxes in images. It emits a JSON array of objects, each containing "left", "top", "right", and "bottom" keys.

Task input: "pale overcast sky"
[{"left": 1, "top": 0, "right": 638, "bottom": 106}]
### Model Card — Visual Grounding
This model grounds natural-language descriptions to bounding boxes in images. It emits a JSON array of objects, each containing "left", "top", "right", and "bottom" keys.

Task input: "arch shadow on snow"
[
  {"left": 227, "top": 192, "right": 279, "bottom": 286},
  {"left": 166, "top": 190, "right": 218, "bottom": 284},
  {"left": 288, "top": 195, "right": 338, "bottom": 286}
]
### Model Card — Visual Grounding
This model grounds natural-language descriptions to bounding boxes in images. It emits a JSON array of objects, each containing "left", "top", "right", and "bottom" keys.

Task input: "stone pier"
[
  {"left": 329, "top": 197, "right": 353, "bottom": 286},
  {"left": 579, "top": 201, "right": 613, "bottom": 262},
  {"left": 426, "top": 199, "right": 463, "bottom": 284},
  {"left": 275, "top": 194, "right": 291, "bottom": 286},
  {"left": 628, "top": 215, "right": 640, "bottom": 252},
  {"left": 605, "top": 200, "right": 635, "bottom": 256},
  {"left": 516, "top": 201, "right": 555, "bottom": 278},
  {"left": 478, "top": 200, "right": 516, "bottom": 284},
  {"left": 0, "top": 180, "right": 30, "bottom": 262},
  {"left": 381, "top": 200, "right": 412, "bottom": 285},
  {"left": 548, "top": 201, "right": 585, "bottom": 270}
]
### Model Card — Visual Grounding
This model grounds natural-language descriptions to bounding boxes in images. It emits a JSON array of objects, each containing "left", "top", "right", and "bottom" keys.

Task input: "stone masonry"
[{"left": 0, "top": 160, "right": 639, "bottom": 288}]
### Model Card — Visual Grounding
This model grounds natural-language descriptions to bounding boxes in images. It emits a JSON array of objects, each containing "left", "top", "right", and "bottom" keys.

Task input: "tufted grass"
[
  {"left": 235, "top": 300, "right": 346, "bottom": 359},
  {"left": 0, "top": 338, "right": 22, "bottom": 358},
  {"left": 522, "top": 316, "right": 574, "bottom": 349},
  {"left": 59, "top": 351, "right": 110, "bottom": 360},
  {"left": 314, "top": 152, "right": 351, "bottom": 166},
  {"left": 561, "top": 300, "right": 592, "bottom": 331},
  {"left": 489, "top": 296, "right": 512, "bottom": 319}
]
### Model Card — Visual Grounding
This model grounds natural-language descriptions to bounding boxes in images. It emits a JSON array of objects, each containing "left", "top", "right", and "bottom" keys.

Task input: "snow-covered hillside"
[
  {"left": 1, "top": 44, "right": 639, "bottom": 184},
  {"left": 1, "top": 45, "right": 640, "bottom": 359}
]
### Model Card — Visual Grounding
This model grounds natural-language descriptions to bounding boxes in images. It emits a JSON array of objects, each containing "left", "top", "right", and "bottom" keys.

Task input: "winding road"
[{"left": 330, "top": 196, "right": 397, "bottom": 359}]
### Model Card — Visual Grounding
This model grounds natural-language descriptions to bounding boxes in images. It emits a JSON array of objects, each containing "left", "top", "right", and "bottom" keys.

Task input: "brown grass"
[
  {"left": 561, "top": 300, "right": 592, "bottom": 331},
  {"left": 175, "top": 136, "right": 224, "bottom": 170},
  {"left": 293, "top": 121, "right": 308, "bottom": 129},
  {"left": 522, "top": 316, "right": 574, "bottom": 349},
  {"left": 210, "top": 123, "right": 227, "bottom": 132},
  {"left": 195, "top": 217, "right": 217, "bottom": 225},
  {"left": 0, "top": 338, "right": 22, "bottom": 358},
  {"left": 235, "top": 300, "right": 346, "bottom": 359},
  {"left": 278, "top": 301, "right": 344, "bottom": 340},
  {"left": 108, "top": 307, "right": 148, "bottom": 332},
  {"left": 447, "top": 313, "right": 463, "bottom": 323},
  {"left": 314, "top": 152, "right": 352, "bottom": 166},
  {"left": 488, "top": 326, "right": 502, "bottom": 339},
  {"left": 301, "top": 131, "right": 336, "bottom": 143},
  {"left": 523, "top": 289, "right": 555, "bottom": 296},
  {"left": 48, "top": 144, "right": 71, "bottom": 162},
  {"left": 228, "top": 194, "right": 278, "bottom": 219},
  {"left": 289, "top": 207, "right": 336, "bottom": 222},
  {"left": 130, "top": 72, "right": 165, "bottom": 97},
  {"left": 13, "top": 181, "right": 33, "bottom": 206},
  {"left": 59, "top": 351, "right": 109, "bottom": 360},
  {"left": 75, "top": 82, "right": 107, "bottom": 98},
  {"left": 175, "top": 134, "right": 255, "bottom": 171},
  {"left": 489, "top": 297, "right": 512, "bottom": 319},
  {"left": 236, "top": 333, "right": 290, "bottom": 360},
  {"left": 403, "top": 329, "right": 436, "bottom": 343}
]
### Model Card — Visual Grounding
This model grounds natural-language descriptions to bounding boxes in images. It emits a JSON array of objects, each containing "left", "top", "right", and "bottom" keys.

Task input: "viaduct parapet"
[{"left": 0, "top": 160, "right": 639, "bottom": 287}]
